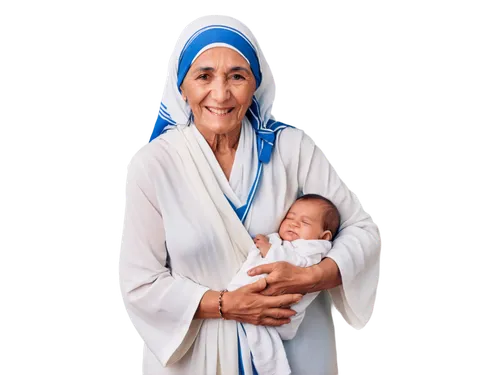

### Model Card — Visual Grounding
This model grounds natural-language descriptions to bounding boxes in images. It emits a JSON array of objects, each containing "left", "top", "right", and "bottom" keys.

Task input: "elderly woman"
[{"left": 119, "top": 15, "right": 380, "bottom": 375}]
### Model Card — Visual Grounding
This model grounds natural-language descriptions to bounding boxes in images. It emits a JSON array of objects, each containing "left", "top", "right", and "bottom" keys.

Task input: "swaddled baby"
[{"left": 227, "top": 194, "right": 340, "bottom": 375}]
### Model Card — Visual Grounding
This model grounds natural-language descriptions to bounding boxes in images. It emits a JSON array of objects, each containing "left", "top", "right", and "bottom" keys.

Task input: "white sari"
[{"left": 119, "top": 118, "right": 380, "bottom": 374}]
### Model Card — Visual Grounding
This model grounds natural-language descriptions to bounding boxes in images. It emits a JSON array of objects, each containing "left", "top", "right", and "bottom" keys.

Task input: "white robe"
[
  {"left": 119, "top": 119, "right": 381, "bottom": 375},
  {"left": 227, "top": 233, "right": 332, "bottom": 375}
]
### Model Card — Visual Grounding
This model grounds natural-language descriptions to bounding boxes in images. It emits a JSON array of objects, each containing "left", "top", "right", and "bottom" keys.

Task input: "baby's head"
[{"left": 279, "top": 194, "right": 340, "bottom": 242}]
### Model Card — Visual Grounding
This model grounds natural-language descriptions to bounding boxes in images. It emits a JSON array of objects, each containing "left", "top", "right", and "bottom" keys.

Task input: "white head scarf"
[{"left": 149, "top": 15, "right": 289, "bottom": 163}]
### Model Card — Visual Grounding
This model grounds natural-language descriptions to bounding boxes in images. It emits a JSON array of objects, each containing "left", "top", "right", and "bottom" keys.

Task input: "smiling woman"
[
  {"left": 119, "top": 15, "right": 380, "bottom": 375},
  {"left": 180, "top": 48, "right": 256, "bottom": 131},
  {"left": 180, "top": 47, "right": 257, "bottom": 178}
]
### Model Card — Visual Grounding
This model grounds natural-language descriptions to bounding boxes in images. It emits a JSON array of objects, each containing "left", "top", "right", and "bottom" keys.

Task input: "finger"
[
  {"left": 264, "top": 308, "right": 296, "bottom": 319},
  {"left": 259, "top": 317, "right": 291, "bottom": 327},
  {"left": 247, "top": 263, "right": 274, "bottom": 276},
  {"left": 245, "top": 277, "right": 268, "bottom": 293},
  {"left": 259, "top": 281, "right": 288, "bottom": 296},
  {"left": 265, "top": 288, "right": 287, "bottom": 296},
  {"left": 260, "top": 285, "right": 281, "bottom": 296},
  {"left": 268, "top": 293, "right": 302, "bottom": 308}
]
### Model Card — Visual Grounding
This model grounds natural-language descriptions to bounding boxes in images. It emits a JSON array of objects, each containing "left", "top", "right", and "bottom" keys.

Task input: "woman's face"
[{"left": 180, "top": 47, "right": 257, "bottom": 136}]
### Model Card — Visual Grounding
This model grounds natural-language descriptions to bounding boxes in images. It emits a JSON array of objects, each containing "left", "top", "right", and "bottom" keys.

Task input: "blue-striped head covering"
[
  {"left": 176, "top": 25, "right": 262, "bottom": 91},
  {"left": 149, "top": 15, "right": 289, "bottom": 164}
]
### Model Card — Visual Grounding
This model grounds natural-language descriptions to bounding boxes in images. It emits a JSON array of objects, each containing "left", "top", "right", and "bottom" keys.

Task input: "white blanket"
[{"left": 227, "top": 233, "right": 332, "bottom": 375}]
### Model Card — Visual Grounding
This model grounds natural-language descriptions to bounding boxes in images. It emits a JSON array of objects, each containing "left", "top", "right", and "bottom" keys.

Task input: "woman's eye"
[
  {"left": 197, "top": 74, "right": 209, "bottom": 80},
  {"left": 231, "top": 74, "right": 245, "bottom": 81}
]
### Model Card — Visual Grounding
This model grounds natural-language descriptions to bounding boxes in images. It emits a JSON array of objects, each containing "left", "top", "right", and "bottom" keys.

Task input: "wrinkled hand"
[
  {"left": 223, "top": 278, "right": 303, "bottom": 326},
  {"left": 247, "top": 261, "right": 320, "bottom": 296}
]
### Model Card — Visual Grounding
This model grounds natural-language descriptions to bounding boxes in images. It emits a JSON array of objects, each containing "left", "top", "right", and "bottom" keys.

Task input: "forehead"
[
  {"left": 191, "top": 47, "right": 250, "bottom": 68},
  {"left": 289, "top": 199, "right": 325, "bottom": 215}
]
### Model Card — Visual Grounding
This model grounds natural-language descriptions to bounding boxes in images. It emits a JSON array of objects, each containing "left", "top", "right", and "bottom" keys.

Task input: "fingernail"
[{"left": 248, "top": 270, "right": 255, "bottom": 276}]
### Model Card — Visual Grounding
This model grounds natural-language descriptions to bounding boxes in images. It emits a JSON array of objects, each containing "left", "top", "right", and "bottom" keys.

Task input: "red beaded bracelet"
[{"left": 218, "top": 289, "right": 228, "bottom": 319}]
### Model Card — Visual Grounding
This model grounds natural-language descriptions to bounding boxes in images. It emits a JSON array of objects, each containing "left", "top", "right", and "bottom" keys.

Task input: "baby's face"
[{"left": 278, "top": 199, "right": 326, "bottom": 241}]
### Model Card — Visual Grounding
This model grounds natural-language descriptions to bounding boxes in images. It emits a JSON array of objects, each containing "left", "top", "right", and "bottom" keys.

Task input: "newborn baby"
[{"left": 227, "top": 194, "right": 340, "bottom": 375}]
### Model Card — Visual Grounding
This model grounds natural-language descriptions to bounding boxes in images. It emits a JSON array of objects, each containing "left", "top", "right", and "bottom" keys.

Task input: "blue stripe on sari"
[{"left": 239, "top": 323, "right": 259, "bottom": 375}]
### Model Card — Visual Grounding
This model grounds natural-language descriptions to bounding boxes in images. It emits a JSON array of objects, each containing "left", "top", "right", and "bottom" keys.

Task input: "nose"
[
  {"left": 290, "top": 220, "right": 300, "bottom": 228},
  {"left": 211, "top": 78, "right": 231, "bottom": 102}
]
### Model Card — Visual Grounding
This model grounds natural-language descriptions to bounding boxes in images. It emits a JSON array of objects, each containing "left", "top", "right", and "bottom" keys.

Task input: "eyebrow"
[{"left": 193, "top": 66, "right": 251, "bottom": 74}]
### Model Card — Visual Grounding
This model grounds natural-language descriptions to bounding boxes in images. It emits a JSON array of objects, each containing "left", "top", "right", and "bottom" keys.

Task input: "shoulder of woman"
[
  {"left": 276, "top": 125, "right": 316, "bottom": 151},
  {"left": 277, "top": 126, "right": 314, "bottom": 143},
  {"left": 126, "top": 130, "right": 180, "bottom": 178}
]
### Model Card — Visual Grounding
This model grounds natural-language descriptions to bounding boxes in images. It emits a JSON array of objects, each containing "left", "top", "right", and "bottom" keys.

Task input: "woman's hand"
[
  {"left": 248, "top": 262, "right": 322, "bottom": 296},
  {"left": 222, "top": 278, "right": 303, "bottom": 326}
]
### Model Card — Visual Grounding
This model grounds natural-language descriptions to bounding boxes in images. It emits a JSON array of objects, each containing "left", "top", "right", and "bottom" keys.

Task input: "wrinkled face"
[
  {"left": 180, "top": 47, "right": 257, "bottom": 136},
  {"left": 279, "top": 200, "right": 327, "bottom": 241}
]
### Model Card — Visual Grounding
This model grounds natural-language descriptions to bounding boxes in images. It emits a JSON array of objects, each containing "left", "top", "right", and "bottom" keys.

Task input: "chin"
[
  {"left": 198, "top": 117, "right": 242, "bottom": 134},
  {"left": 215, "top": 122, "right": 240, "bottom": 133}
]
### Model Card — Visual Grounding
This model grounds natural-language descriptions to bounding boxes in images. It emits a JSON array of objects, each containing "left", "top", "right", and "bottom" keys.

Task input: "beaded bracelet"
[{"left": 218, "top": 289, "right": 228, "bottom": 319}]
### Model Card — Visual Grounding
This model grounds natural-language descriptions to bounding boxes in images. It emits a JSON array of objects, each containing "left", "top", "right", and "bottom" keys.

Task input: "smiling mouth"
[{"left": 206, "top": 107, "right": 234, "bottom": 116}]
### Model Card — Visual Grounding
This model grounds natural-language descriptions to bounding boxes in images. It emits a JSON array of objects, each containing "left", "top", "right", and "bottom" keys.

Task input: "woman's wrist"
[
  {"left": 218, "top": 289, "right": 228, "bottom": 319},
  {"left": 307, "top": 257, "right": 342, "bottom": 293},
  {"left": 306, "top": 264, "right": 324, "bottom": 292},
  {"left": 194, "top": 290, "right": 226, "bottom": 319}
]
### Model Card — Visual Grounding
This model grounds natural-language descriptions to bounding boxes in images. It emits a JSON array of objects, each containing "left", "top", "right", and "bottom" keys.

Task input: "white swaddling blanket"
[{"left": 227, "top": 233, "right": 332, "bottom": 375}]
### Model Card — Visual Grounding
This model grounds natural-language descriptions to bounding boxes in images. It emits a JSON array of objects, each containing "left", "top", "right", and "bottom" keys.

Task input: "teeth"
[{"left": 207, "top": 107, "right": 231, "bottom": 115}]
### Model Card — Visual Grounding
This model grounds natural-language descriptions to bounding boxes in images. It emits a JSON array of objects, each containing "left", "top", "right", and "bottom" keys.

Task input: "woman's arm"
[
  {"left": 310, "top": 257, "right": 342, "bottom": 291},
  {"left": 246, "top": 235, "right": 340, "bottom": 295},
  {"left": 120, "top": 151, "right": 209, "bottom": 366},
  {"left": 247, "top": 257, "right": 340, "bottom": 296},
  {"left": 194, "top": 291, "right": 221, "bottom": 319},
  {"left": 249, "top": 130, "right": 381, "bottom": 328},
  {"left": 194, "top": 279, "right": 303, "bottom": 326}
]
